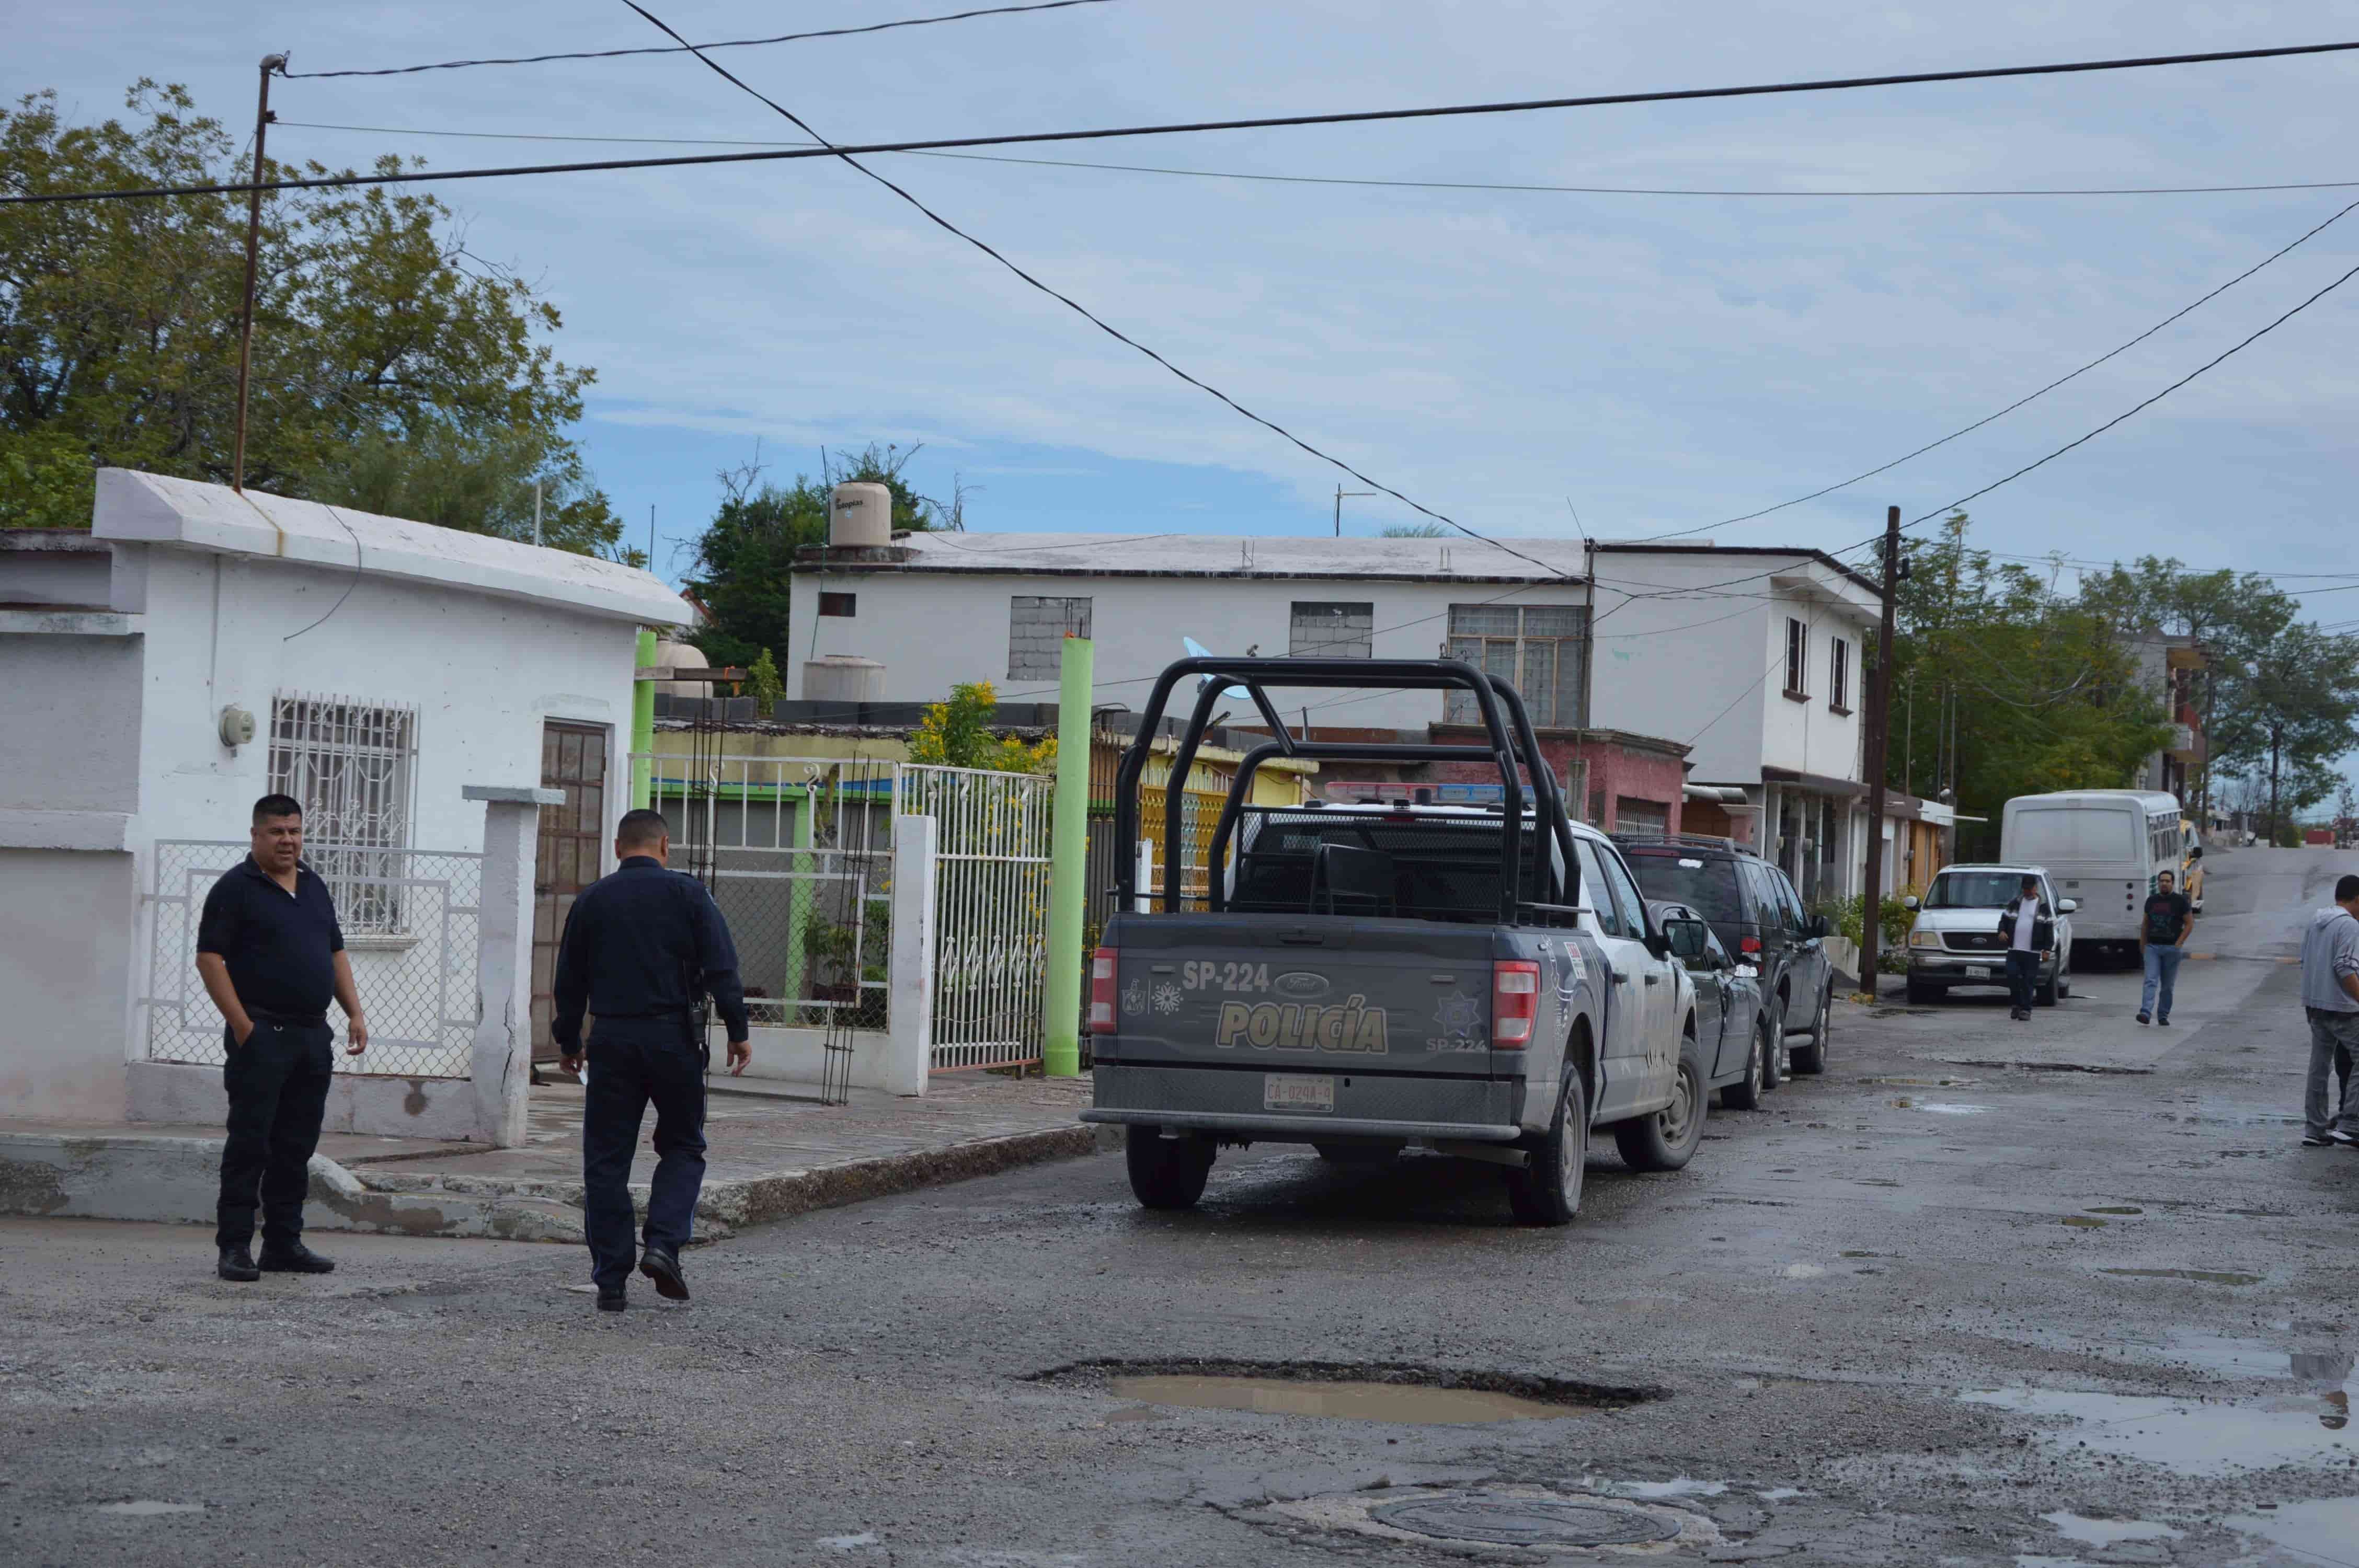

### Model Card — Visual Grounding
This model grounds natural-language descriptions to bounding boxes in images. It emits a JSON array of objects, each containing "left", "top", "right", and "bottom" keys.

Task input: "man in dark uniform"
[
  {"left": 194, "top": 794, "right": 370, "bottom": 1282},
  {"left": 554, "top": 808, "right": 750, "bottom": 1311}
]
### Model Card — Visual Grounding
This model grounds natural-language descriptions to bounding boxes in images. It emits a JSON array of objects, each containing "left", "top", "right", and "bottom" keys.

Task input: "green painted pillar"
[
  {"left": 782, "top": 786, "right": 815, "bottom": 1021},
  {"left": 1043, "top": 635, "right": 1094, "bottom": 1077},
  {"left": 631, "top": 628, "right": 657, "bottom": 810}
]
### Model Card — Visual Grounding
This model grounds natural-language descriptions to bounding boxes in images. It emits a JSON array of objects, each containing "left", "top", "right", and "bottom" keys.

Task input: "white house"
[
  {"left": 785, "top": 525, "right": 1882, "bottom": 900},
  {"left": 0, "top": 470, "right": 691, "bottom": 1130}
]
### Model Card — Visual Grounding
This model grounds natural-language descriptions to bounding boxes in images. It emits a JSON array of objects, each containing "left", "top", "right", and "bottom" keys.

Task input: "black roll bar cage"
[{"left": 1109, "top": 657, "right": 1580, "bottom": 925}]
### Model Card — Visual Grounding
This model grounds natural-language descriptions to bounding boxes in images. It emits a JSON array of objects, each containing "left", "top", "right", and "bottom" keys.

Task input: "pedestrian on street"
[
  {"left": 2298, "top": 872, "right": 2359, "bottom": 1149},
  {"left": 2137, "top": 869, "right": 2195, "bottom": 1027},
  {"left": 1996, "top": 874, "right": 2053, "bottom": 1023},
  {"left": 193, "top": 794, "right": 369, "bottom": 1282},
  {"left": 553, "top": 808, "right": 751, "bottom": 1311}
]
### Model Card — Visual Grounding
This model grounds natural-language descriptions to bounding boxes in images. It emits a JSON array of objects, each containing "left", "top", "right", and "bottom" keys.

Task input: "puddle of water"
[
  {"left": 2086, "top": 1206, "right": 2144, "bottom": 1216},
  {"left": 818, "top": 1532, "right": 881, "bottom": 1551},
  {"left": 1963, "top": 1387, "right": 2351, "bottom": 1474},
  {"left": 1583, "top": 1475, "right": 1727, "bottom": 1499},
  {"left": 2061, "top": 1216, "right": 2109, "bottom": 1229},
  {"left": 1108, "top": 1375, "right": 1580, "bottom": 1424},
  {"left": 1780, "top": 1263, "right": 1828, "bottom": 1279},
  {"left": 2224, "top": 1496, "right": 2359, "bottom": 1563},
  {"left": 91, "top": 1502, "right": 204, "bottom": 1517},
  {"left": 2102, "top": 1267, "right": 2263, "bottom": 1286},
  {"left": 1913, "top": 1102, "right": 1992, "bottom": 1115},
  {"left": 1756, "top": 1486, "right": 1809, "bottom": 1501},
  {"left": 2041, "top": 1511, "right": 2182, "bottom": 1547}
]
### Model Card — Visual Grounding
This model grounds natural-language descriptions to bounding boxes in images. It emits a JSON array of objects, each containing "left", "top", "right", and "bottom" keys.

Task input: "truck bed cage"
[{"left": 1110, "top": 656, "right": 1580, "bottom": 924}]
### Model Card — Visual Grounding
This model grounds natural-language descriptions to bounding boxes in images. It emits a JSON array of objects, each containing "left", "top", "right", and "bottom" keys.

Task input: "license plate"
[
  {"left": 1264, "top": 1074, "right": 1335, "bottom": 1112},
  {"left": 1965, "top": 965, "right": 1991, "bottom": 978}
]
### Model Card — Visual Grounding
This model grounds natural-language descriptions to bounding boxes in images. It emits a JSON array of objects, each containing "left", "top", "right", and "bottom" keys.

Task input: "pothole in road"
[
  {"left": 1963, "top": 1386, "right": 2357, "bottom": 1472},
  {"left": 1267, "top": 1486, "right": 1718, "bottom": 1555},
  {"left": 2101, "top": 1266, "right": 2263, "bottom": 1286},
  {"left": 1034, "top": 1358, "right": 1659, "bottom": 1423}
]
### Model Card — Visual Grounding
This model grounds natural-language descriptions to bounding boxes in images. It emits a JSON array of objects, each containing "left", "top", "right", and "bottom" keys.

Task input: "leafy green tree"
[
  {"left": 1380, "top": 523, "right": 1450, "bottom": 538},
  {"left": 1, "top": 82, "right": 619, "bottom": 555},
  {"left": 909, "top": 681, "right": 1054, "bottom": 774},
  {"left": 685, "top": 442, "right": 945, "bottom": 670},
  {"left": 743, "top": 648, "right": 784, "bottom": 710}
]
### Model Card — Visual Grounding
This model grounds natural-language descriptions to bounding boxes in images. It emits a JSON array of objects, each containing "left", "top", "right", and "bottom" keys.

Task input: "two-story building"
[{"left": 784, "top": 522, "right": 1889, "bottom": 901}]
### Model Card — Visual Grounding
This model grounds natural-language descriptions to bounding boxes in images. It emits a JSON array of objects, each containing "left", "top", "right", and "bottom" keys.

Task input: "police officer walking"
[
  {"left": 553, "top": 808, "right": 751, "bottom": 1311},
  {"left": 194, "top": 794, "right": 370, "bottom": 1282}
]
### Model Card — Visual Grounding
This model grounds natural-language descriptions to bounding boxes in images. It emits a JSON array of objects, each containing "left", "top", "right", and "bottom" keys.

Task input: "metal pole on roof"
[
  {"left": 230, "top": 54, "right": 286, "bottom": 493},
  {"left": 1332, "top": 485, "right": 1375, "bottom": 537},
  {"left": 532, "top": 480, "right": 543, "bottom": 548}
]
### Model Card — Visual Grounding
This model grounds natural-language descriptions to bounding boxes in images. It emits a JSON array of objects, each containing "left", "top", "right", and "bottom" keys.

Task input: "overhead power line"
[
  {"left": 282, "top": 0, "right": 1127, "bottom": 78},
  {"left": 616, "top": 0, "right": 1581, "bottom": 584},
  {"left": 15, "top": 38, "right": 2359, "bottom": 206},
  {"left": 277, "top": 120, "right": 2359, "bottom": 199}
]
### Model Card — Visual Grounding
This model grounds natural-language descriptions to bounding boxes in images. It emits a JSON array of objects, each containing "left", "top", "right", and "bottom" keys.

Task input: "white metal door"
[{"left": 900, "top": 765, "right": 1055, "bottom": 1070}]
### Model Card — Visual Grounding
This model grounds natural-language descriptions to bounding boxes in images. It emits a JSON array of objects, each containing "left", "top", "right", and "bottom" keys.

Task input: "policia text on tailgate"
[{"left": 1081, "top": 656, "right": 1728, "bottom": 1226}]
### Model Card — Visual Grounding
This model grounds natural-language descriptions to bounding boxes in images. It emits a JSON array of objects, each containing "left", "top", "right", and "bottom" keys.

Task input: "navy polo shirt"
[{"left": 196, "top": 856, "right": 346, "bottom": 1019}]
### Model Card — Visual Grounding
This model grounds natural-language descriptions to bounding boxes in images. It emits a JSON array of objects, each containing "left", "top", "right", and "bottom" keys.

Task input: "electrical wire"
[
  {"left": 16, "top": 38, "right": 2359, "bottom": 207},
  {"left": 274, "top": 120, "right": 2359, "bottom": 199},
  {"left": 618, "top": 0, "right": 1585, "bottom": 586},
  {"left": 283, "top": 0, "right": 1127, "bottom": 78},
  {"left": 1622, "top": 192, "right": 2359, "bottom": 546}
]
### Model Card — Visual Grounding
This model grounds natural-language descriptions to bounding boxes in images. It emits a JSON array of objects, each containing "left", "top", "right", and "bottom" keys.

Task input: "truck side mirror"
[
  {"left": 2058, "top": 898, "right": 2078, "bottom": 914},
  {"left": 1663, "top": 917, "right": 1708, "bottom": 960},
  {"left": 1644, "top": 929, "right": 1674, "bottom": 961},
  {"left": 1810, "top": 914, "right": 1831, "bottom": 940},
  {"left": 1902, "top": 895, "right": 1920, "bottom": 910}
]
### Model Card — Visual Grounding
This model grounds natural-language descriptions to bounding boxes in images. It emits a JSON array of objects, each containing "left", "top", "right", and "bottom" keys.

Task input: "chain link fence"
[
  {"left": 144, "top": 840, "right": 484, "bottom": 1077},
  {"left": 708, "top": 847, "right": 891, "bottom": 1030}
]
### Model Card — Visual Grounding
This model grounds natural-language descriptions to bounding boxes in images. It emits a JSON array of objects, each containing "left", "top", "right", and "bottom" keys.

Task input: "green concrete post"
[
  {"left": 783, "top": 785, "right": 815, "bottom": 1020},
  {"left": 1042, "top": 635, "right": 1094, "bottom": 1077},
  {"left": 630, "top": 628, "right": 657, "bottom": 810}
]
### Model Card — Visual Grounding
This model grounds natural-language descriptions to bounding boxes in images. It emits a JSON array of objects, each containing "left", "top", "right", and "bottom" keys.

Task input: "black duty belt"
[{"left": 249, "top": 1009, "right": 328, "bottom": 1028}]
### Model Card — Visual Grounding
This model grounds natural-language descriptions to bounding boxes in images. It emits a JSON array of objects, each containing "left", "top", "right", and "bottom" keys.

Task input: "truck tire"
[
  {"left": 2035, "top": 966, "right": 2060, "bottom": 1007},
  {"left": 1504, "top": 1069, "right": 1587, "bottom": 1226},
  {"left": 1614, "top": 1045, "right": 1707, "bottom": 1172},
  {"left": 1720, "top": 1012, "right": 1770, "bottom": 1111},
  {"left": 1758, "top": 1000, "right": 1785, "bottom": 1091},
  {"left": 1790, "top": 984, "right": 1833, "bottom": 1075},
  {"left": 1126, "top": 1127, "right": 1216, "bottom": 1210}
]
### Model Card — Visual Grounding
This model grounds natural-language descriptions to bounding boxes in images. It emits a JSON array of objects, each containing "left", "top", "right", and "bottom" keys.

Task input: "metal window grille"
[
  {"left": 1007, "top": 596, "right": 1093, "bottom": 679},
  {"left": 269, "top": 693, "right": 419, "bottom": 935},
  {"left": 1288, "top": 601, "right": 1374, "bottom": 659},
  {"left": 1442, "top": 604, "right": 1588, "bottom": 727}
]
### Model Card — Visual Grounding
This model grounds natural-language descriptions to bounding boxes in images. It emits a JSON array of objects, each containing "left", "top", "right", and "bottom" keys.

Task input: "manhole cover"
[{"left": 1371, "top": 1494, "right": 1682, "bottom": 1547}]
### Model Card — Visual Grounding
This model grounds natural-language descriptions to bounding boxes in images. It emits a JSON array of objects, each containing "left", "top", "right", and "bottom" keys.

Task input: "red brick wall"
[{"left": 1426, "top": 728, "right": 1686, "bottom": 838}]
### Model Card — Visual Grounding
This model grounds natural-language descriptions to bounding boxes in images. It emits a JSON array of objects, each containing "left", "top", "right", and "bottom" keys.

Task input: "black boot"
[
  {"left": 257, "top": 1240, "right": 336, "bottom": 1275},
  {"left": 597, "top": 1286, "right": 627, "bottom": 1313},
  {"left": 217, "top": 1246, "right": 260, "bottom": 1283},
  {"left": 637, "top": 1244, "right": 689, "bottom": 1301}
]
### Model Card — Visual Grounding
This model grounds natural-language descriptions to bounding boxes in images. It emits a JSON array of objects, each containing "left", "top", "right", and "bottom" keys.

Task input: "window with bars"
[
  {"left": 1783, "top": 617, "right": 1810, "bottom": 699},
  {"left": 1442, "top": 604, "right": 1589, "bottom": 728},
  {"left": 1007, "top": 595, "right": 1093, "bottom": 678},
  {"left": 268, "top": 694, "right": 419, "bottom": 934},
  {"left": 1288, "top": 601, "right": 1373, "bottom": 659},
  {"left": 1829, "top": 637, "right": 1851, "bottom": 713}
]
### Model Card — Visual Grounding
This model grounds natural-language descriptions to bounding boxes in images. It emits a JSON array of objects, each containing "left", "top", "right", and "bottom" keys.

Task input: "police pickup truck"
[{"left": 1081, "top": 656, "right": 1715, "bottom": 1226}]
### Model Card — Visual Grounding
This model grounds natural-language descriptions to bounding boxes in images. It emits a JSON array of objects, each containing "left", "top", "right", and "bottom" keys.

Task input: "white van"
[{"left": 1999, "top": 790, "right": 2183, "bottom": 961}]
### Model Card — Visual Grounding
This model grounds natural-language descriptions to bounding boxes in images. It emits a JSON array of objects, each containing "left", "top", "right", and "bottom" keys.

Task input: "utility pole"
[
  {"left": 230, "top": 54, "right": 287, "bottom": 493},
  {"left": 1332, "top": 484, "right": 1375, "bottom": 537},
  {"left": 1859, "top": 505, "right": 1903, "bottom": 998}
]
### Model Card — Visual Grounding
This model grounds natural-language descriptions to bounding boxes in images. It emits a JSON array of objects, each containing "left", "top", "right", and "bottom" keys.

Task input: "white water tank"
[
  {"left": 803, "top": 654, "right": 886, "bottom": 706},
  {"left": 829, "top": 482, "right": 892, "bottom": 547},
  {"left": 651, "top": 638, "right": 711, "bottom": 698}
]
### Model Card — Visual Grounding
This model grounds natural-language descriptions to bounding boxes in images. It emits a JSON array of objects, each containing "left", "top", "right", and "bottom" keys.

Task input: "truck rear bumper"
[{"left": 1084, "top": 1063, "right": 1522, "bottom": 1144}]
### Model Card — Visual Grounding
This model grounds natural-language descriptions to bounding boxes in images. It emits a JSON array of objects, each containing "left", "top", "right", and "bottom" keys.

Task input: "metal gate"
[
  {"left": 901, "top": 764, "right": 1054, "bottom": 1070},
  {"left": 143, "top": 839, "right": 483, "bottom": 1076}
]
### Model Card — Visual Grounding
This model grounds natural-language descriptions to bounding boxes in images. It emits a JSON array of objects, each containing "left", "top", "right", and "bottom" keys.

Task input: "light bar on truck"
[{"left": 1493, "top": 960, "right": 1540, "bottom": 1047}]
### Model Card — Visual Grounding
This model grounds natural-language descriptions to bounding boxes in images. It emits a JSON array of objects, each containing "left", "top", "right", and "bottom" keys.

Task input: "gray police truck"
[{"left": 1081, "top": 656, "right": 1710, "bottom": 1226}]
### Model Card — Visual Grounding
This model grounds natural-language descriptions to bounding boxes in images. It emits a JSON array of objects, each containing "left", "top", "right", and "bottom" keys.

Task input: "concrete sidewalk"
[{"left": 1, "top": 1070, "right": 1106, "bottom": 1242}]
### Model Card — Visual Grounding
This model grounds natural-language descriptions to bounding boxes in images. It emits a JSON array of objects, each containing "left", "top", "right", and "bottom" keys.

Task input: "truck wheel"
[
  {"left": 1504, "top": 1070, "right": 1586, "bottom": 1226},
  {"left": 1790, "top": 985, "right": 1832, "bottom": 1075},
  {"left": 2035, "top": 967, "right": 2060, "bottom": 1007},
  {"left": 1758, "top": 1001, "right": 1785, "bottom": 1091},
  {"left": 1614, "top": 1047, "right": 1707, "bottom": 1172},
  {"left": 1126, "top": 1127, "right": 1216, "bottom": 1210},
  {"left": 1721, "top": 1014, "right": 1769, "bottom": 1111}
]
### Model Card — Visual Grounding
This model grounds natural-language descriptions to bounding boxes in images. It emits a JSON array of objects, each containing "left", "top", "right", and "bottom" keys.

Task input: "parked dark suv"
[{"left": 1618, "top": 836, "right": 1835, "bottom": 1075}]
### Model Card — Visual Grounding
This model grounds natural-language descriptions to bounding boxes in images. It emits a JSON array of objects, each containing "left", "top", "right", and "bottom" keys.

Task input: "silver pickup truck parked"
[{"left": 1081, "top": 656, "right": 1711, "bottom": 1226}]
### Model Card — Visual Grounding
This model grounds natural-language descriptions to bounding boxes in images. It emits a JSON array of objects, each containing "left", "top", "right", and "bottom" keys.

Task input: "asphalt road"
[{"left": 6, "top": 848, "right": 2356, "bottom": 1567}]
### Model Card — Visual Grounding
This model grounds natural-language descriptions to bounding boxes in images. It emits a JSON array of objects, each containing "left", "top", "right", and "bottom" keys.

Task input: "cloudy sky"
[{"left": 15, "top": 0, "right": 2359, "bottom": 630}]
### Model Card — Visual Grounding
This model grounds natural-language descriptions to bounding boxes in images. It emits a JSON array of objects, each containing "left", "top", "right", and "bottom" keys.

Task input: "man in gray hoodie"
[{"left": 2300, "top": 872, "right": 2359, "bottom": 1148}]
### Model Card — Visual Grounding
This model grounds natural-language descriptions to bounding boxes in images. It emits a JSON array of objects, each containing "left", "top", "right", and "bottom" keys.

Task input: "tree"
[
  {"left": 2215, "top": 623, "right": 2359, "bottom": 841},
  {"left": 908, "top": 681, "right": 1054, "bottom": 774},
  {"left": 742, "top": 648, "right": 784, "bottom": 711},
  {"left": 1, "top": 82, "right": 621, "bottom": 557},
  {"left": 685, "top": 442, "right": 947, "bottom": 670},
  {"left": 1380, "top": 523, "right": 1450, "bottom": 538}
]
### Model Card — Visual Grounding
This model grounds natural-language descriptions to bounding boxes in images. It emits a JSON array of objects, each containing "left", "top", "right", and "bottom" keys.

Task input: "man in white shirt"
[{"left": 1997, "top": 874, "right": 2052, "bottom": 1023}]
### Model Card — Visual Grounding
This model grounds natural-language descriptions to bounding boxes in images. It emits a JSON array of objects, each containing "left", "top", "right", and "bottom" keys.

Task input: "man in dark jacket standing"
[
  {"left": 194, "top": 794, "right": 370, "bottom": 1282},
  {"left": 1997, "top": 874, "right": 2054, "bottom": 1023},
  {"left": 553, "top": 808, "right": 751, "bottom": 1311}
]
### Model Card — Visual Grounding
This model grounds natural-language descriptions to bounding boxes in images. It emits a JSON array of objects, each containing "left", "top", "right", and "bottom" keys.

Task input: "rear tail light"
[
  {"left": 1089, "top": 947, "right": 1119, "bottom": 1033},
  {"left": 1493, "top": 960, "right": 1540, "bottom": 1047},
  {"left": 1739, "top": 935, "right": 1762, "bottom": 955}
]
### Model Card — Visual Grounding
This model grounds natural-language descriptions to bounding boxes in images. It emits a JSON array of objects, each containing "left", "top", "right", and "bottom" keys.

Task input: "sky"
[{"left": 13, "top": 1, "right": 2359, "bottom": 638}]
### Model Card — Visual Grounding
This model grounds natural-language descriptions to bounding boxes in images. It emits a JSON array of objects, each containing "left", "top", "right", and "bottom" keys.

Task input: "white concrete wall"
[
  {"left": 0, "top": 850, "right": 136, "bottom": 1121},
  {"left": 0, "top": 631, "right": 143, "bottom": 813}
]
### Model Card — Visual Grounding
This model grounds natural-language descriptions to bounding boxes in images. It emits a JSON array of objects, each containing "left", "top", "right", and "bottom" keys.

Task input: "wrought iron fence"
[{"left": 144, "top": 840, "right": 483, "bottom": 1077}]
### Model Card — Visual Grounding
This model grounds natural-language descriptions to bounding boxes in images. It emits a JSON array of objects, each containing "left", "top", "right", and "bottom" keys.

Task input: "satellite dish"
[{"left": 1181, "top": 636, "right": 1253, "bottom": 706}]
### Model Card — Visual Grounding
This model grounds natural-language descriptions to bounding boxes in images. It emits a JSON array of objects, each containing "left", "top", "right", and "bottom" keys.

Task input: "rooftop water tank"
[
  {"left": 829, "top": 482, "right": 892, "bottom": 548},
  {"left": 651, "top": 638, "right": 711, "bottom": 699},
  {"left": 803, "top": 654, "right": 886, "bottom": 707}
]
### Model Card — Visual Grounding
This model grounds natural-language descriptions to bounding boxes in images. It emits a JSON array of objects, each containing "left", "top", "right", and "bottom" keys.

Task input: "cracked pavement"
[{"left": 3, "top": 848, "right": 2355, "bottom": 1566}]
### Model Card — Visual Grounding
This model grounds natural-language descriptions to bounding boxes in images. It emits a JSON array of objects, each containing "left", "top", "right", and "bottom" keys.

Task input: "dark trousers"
[
  {"left": 216, "top": 1020, "right": 335, "bottom": 1251},
  {"left": 2004, "top": 950, "right": 2040, "bottom": 1013},
  {"left": 581, "top": 1024, "right": 708, "bottom": 1289}
]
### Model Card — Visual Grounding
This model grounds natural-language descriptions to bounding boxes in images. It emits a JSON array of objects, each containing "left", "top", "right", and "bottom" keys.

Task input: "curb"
[{"left": 696, "top": 1123, "right": 1116, "bottom": 1229}]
